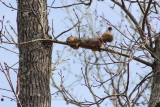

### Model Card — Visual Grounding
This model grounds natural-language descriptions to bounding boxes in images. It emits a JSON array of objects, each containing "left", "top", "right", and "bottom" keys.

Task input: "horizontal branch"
[
  {"left": 3, "top": 38, "right": 153, "bottom": 67},
  {"left": 100, "top": 47, "right": 152, "bottom": 67}
]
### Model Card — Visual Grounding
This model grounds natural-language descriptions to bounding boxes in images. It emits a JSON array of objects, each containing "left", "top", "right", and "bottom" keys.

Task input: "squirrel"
[{"left": 66, "top": 32, "right": 113, "bottom": 51}]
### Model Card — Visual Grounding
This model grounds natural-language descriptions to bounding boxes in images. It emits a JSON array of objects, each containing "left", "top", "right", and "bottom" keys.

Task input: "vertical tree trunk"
[
  {"left": 149, "top": 34, "right": 160, "bottom": 107},
  {"left": 17, "top": 0, "right": 52, "bottom": 107}
]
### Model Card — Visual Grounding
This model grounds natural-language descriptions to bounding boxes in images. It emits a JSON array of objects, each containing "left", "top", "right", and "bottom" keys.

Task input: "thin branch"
[
  {"left": 55, "top": 20, "right": 79, "bottom": 39},
  {"left": 0, "top": 0, "right": 17, "bottom": 10},
  {"left": 142, "top": 0, "right": 152, "bottom": 31},
  {"left": 48, "top": 3, "right": 84, "bottom": 9},
  {"left": 48, "top": 0, "right": 92, "bottom": 9}
]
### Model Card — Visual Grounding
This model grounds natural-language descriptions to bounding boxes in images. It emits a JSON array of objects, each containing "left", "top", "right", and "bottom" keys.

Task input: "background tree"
[{"left": 0, "top": 0, "right": 160, "bottom": 107}]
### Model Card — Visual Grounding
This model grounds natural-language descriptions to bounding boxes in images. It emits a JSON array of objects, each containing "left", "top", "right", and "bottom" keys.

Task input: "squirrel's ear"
[{"left": 108, "top": 27, "right": 112, "bottom": 32}]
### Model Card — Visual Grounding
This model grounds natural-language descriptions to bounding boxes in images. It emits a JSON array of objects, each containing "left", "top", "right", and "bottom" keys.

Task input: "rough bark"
[
  {"left": 149, "top": 34, "right": 160, "bottom": 107},
  {"left": 17, "top": 0, "right": 52, "bottom": 107}
]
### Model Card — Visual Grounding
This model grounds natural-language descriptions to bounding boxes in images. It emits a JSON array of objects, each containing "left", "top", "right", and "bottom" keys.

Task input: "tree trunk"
[
  {"left": 17, "top": 0, "right": 52, "bottom": 107},
  {"left": 149, "top": 34, "right": 160, "bottom": 107}
]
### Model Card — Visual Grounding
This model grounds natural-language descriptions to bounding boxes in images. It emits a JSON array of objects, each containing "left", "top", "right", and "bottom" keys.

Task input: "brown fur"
[{"left": 66, "top": 32, "right": 113, "bottom": 51}]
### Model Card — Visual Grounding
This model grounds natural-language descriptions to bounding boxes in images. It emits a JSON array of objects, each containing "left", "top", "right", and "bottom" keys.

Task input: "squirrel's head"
[{"left": 101, "top": 32, "right": 113, "bottom": 43}]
